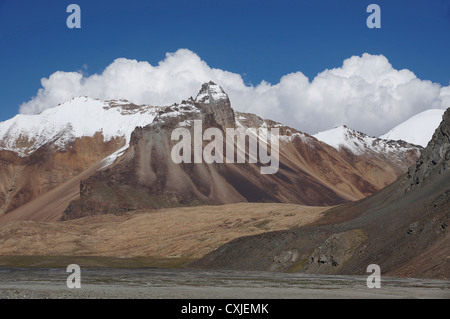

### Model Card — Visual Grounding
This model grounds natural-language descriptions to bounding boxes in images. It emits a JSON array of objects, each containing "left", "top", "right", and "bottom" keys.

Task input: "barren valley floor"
[
  {"left": 0, "top": 203, "right": 327, "bottom": 258},
  {"left": 1, "top": 203, "right": 448, "bottom": 299},
  {"left": 0, "top": 267, "right": 448, "bottom": 299}
]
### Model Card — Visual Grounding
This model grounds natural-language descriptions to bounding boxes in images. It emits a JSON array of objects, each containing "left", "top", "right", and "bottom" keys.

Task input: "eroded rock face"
[
  {"left": 194, "top": 81, "right": 235, "bottom": 129},
  {"left": 0, "top": 133, "right": 124, "bottom": 216},
  {"left": 407, "top": 109, "right": 450, "bottom": 190},
  {"left": 301, "top": 230, "right": 366, "bottom": 274}
]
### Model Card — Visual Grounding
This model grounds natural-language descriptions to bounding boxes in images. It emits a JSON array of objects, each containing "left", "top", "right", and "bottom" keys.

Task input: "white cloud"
[{"left": 19, "top": 49, "right": 450, "bottom": 136}]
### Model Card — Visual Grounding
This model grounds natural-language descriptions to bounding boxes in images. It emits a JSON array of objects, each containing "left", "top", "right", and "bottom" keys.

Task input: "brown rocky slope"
[
  {"left": 0, "top": 134, "right": 124, "bottom": 217},
  {"left": 192, "top": 109, "right": 450, "bottom": 279}
]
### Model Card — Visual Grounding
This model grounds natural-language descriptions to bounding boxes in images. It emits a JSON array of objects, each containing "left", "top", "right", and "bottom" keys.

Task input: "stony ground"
[{"left": 0, "top": 267, "right": 448, "bottom": 299}]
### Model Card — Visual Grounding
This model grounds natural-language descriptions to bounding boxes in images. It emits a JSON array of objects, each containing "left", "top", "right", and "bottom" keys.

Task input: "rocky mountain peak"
[
  {"left": 195, "top": 81, "right": 235, "bottom": 128},
  {"left": 195, "top": 81, "right": 228, "bottom": 103}
]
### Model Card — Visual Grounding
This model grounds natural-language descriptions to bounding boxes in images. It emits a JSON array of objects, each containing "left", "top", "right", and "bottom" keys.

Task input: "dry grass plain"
[{"left": 0, "top": 203, "right": 328, "bottom": 264}]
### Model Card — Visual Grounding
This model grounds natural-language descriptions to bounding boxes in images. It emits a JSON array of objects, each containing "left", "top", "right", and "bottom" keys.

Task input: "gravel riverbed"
[{"left": 0, "top": 267, "right": 448, "bottom": 299}]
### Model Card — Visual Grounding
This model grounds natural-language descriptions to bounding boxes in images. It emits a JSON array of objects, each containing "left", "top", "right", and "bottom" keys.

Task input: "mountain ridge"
[
  {"left": 0, "top": 82, "right": 423, "bottom": 223},
  {"left": 59, "top": 82, "right": 422, "bottom": 220}
]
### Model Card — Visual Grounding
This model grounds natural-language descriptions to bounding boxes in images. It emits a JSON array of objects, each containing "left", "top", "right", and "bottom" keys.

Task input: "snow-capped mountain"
[
  {"left": 63, "top": 83, "right": 422, "bottom": 220},
  {"left": 313, "top": 125, "right": 421, "bottom": 158},
  {"left": 380, "top": 109, "right": 446, "bottom": 147},
  {"left": 0, "top": 97, "right": 159, "bottom": 156},
  {"left": 0, "top": 81, "right": 236, "bottom": 159},
  {"left": 0, "top": 82, "right": 423, "bottom": 223},
  {"left": 0, "top": 84, "right": 228, "bottom": 219}
]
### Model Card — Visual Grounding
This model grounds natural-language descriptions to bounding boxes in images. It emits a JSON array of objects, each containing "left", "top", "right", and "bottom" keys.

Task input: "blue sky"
[{"left": 0, "top": 0, "right": 449, "bottom": 122}]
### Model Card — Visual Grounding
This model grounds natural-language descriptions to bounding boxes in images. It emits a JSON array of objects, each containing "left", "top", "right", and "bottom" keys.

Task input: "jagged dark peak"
[{"left": 407, "top": 108, "right": 450, "bottom": 189}]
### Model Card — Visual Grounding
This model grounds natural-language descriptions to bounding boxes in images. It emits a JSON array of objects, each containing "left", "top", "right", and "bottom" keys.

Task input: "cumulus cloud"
[{"left": 20, "top": 49, "right": 450, "bottom": 136}]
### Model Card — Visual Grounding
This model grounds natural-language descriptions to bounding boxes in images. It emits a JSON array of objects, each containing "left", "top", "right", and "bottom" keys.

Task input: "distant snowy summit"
[
  {"left": 0, "top": 97, "right": 159, "bottom": 156},
  {"left": 380, "top": 109, "right": 446, "bottom": 147},
  {"left": 313, "top": 125, "right": 421, "bottom": 157},
  {"left": 314, "top": 108, "right": 448, "bottom": 157}
]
